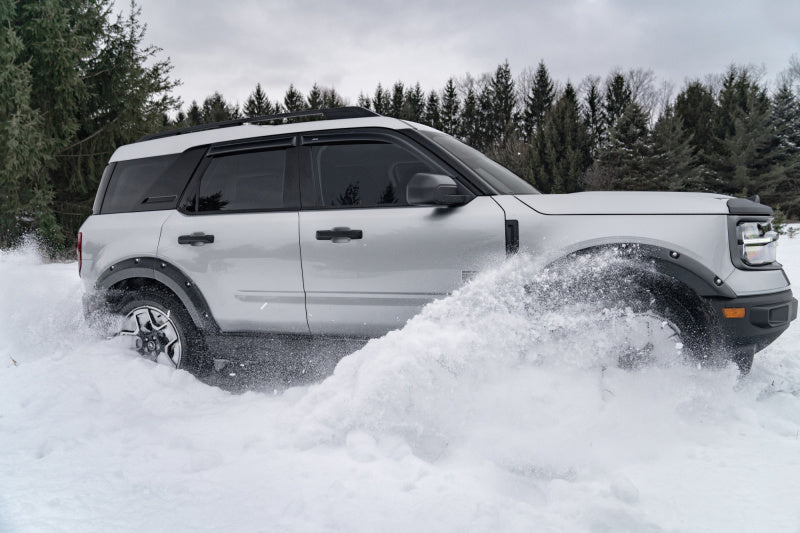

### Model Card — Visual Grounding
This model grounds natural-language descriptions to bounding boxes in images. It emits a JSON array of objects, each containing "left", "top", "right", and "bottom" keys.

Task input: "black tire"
[{"left": 114, "top": 288, "right": 211, "bottom": 376}]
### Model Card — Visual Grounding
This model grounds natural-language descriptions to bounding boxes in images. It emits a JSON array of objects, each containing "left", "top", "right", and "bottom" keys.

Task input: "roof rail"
[{"left": 138, "top": 106, "right": 380, "bottom": 142}]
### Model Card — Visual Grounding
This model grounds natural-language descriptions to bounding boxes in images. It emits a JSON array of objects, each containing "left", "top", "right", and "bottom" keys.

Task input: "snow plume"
[
  {"left": 292, "top": 250, "right": 721, "bottom": 460},
  {"left": 0, "top": 241, "right": 90, "bottom": 367}
]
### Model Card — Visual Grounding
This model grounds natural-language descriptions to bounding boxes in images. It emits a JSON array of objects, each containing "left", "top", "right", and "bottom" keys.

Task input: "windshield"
[{"left": 421, "top": 131, "right": 539, "bottom": 195}]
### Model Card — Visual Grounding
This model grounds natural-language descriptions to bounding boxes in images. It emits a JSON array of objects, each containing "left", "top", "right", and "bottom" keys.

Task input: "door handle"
[
  {"left": 178, "top": 233, "right": 215, "bottom": 245},
  {"left": 316, "top": 227, "right": 363, "bottom": 241}
]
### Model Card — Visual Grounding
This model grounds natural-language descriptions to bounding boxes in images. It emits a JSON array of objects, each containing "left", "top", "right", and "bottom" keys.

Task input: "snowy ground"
[{"left": 1, "top": 236, "right": 799, "bottom": 533}]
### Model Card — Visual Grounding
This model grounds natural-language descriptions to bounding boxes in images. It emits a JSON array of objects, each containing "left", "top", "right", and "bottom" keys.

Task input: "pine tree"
[
  {"left": 321, "top": 87, "right": 345, "bottom": 108},
  {"left": 372, "top": 83, "right": 389, "bottom": 115},
  {"left": 306, "top": 83, "right": 323, "bottom": 109},
  {"left": 460, "top": 85, "right": 481, "bottom": 147},
  {"left": 173, "top": 109, "right": 187, "bottom": 126},
  {"left": 283, "top": 84, "right": 306, "bottom": 112},
  {"left": 523, "top": 60, "right": 555, "bottom": 141},
  {"left": 528, "top": 132, "right": 551, "bottom": 192},
  {"left": 440, "top": 78, "right": 460, "bottom": 135},
  {"left": 186, "top": 101, "right": 202, "bottom": 126},
  {"left": 201, "top": 92, "right": 238, "bottom": 123},
  {"left": 582, "top": 76, "right": 604, "bottom": 158},
  {"left": 603, "top": 72, "right": 632, "bottom": 132},
  {"left": 389, "top": 82, "right": 405, "bottom": 118},
  {"left": 539, "top": 83, "right": 590, "bottom": 193},
  {"left": 244, "top": 83, "right": 273, "bottom": 116},
  {"left": 424, "top": 91, "right": 441, "bottom": 129},
  {"left": 487, "top": 61, "right": 516, "bottom": 144},
  {"left": 0, "top": 5, "right": 59, "bottom": 246},
  {"left": 649, "top": 105, "right": 701, "bottom": 190},
  {"left": 708, "top": 66, "right": 781, "bottom": 196},
  {"left": 4, "top": 0, "right": 180, "bottom": 249},
  {"left": 475, "top": 81, "right": 494, "bottom": 151},
  {"left": 357, "top": 92, "right": 371, "bottom": 109},
  {"left": 591, "top": 103, "right": 652, "bottom": 190},
  {"left": 403, "top": 83, "right": 425, "bottom": 122},
  {"left": 674, "top": 81, "right": 717, "bottom": 159}
]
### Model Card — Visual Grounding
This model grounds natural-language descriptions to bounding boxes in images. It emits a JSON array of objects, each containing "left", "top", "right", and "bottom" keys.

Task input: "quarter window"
[
  {"left": 101, "top": 154, "right": 179, "bottom": 214},
  {"left": 311, "top": 142, "right": 444, "bottom": 208}
]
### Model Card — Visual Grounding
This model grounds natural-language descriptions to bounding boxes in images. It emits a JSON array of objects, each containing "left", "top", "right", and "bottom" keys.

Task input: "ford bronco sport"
[{"left": 78, "top": 107, "right": 797, "bottom": 375}]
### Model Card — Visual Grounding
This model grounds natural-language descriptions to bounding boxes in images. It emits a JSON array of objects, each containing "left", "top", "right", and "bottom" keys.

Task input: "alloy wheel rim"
[
  {"left": 614, "top": 310, "right": 686, "bottom": 369},
  {"left": 119, "top": 306, "right": 182, "bottom": 368}
]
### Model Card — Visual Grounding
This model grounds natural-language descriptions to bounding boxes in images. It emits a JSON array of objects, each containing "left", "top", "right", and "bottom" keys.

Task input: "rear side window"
[
  {"left": 195, "top": 149, "right": 287, "bottom": 213},
  {"left": 100, "top": 148, "right": 205, "bottom": 214},
  {"left": 311, "top": 142, "right": 444, "bottom": 208}
]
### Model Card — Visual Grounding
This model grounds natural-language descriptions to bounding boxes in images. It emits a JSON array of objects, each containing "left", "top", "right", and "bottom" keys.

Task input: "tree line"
[{"left": 2, "top": 0, "right": 799, "bottom": 253}]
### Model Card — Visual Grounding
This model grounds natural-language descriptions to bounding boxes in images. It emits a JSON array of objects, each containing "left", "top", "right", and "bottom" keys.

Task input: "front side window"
[
  {"left": 196, "top": 149, "right": 286, "bottom": 212},
  {"left": 311, "top": 142, "right": 445, "bottom": 208}
]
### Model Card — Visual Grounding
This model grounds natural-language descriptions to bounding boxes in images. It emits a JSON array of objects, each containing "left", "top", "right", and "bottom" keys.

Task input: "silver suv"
[{"left": 78, "top": 107, "right": 797, "bottom": 375}]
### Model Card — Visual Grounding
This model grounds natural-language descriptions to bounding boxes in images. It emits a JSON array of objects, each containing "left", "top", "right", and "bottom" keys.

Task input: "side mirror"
[{"left": 406, "top": 173, "right": 469, "bottom": 207}]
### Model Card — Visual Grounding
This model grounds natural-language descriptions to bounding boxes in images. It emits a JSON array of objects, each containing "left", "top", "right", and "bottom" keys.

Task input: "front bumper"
[{"left": 706, "top": 289, "right": 797, "bottom": 352}]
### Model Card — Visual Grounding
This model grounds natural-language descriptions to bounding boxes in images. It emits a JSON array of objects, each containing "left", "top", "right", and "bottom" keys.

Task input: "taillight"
[{"left": 77, "top": 232, "right": 83, "bottom": 277}]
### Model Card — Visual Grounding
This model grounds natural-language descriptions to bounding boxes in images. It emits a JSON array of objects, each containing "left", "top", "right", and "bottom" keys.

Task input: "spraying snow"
[{"left": 1, "top": 238, "right": 799, "bottom": 532}]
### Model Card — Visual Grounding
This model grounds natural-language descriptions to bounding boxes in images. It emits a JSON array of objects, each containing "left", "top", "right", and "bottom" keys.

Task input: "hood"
[{"left": 515, "top": 191, "right": 734, "bottom": 215}]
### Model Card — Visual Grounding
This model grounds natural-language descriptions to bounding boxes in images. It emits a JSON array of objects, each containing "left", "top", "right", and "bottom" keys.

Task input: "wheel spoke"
[
  {"left": 121, "top": 305, "right": 183, "bottom": 369},
  {"left": 118, "top": 313, "right": 142, "bottom": 337},
  {"left": 147, "top": 308, "right": 160, "bottom": 329},
  {"left": 164, "top": 338, "right": 181, "bottom": 367}
]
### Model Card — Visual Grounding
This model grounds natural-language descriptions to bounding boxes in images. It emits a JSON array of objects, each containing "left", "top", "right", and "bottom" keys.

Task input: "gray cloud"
[{"left": 124, "top": 0, "right": 800, "bottom": 108}]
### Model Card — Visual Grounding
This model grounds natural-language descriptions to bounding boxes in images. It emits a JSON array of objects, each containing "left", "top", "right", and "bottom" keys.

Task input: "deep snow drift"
[{"left": 1, "top": 238, "right": 799, "bottom": 532}]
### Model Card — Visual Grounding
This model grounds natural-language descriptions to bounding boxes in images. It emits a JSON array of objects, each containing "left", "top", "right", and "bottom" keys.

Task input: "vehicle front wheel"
[
  {"left": 540, "top": 258, "right": 724, "bottom": 371},
  {"left": 115, "top": 288, "right": 210, "bottom": 375}
]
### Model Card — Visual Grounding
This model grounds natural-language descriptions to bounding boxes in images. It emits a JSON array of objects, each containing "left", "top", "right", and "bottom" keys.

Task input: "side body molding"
[{"left": 94, "top": 257, "right": 219, "bottom": 333}]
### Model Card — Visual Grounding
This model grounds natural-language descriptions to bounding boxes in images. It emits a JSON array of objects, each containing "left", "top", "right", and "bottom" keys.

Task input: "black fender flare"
[
  {"left": 93, "top": 257, "right": 220, "bottom": 333},
  {"left": 554, "top": 243, "right": 737, "bottom": 299}
]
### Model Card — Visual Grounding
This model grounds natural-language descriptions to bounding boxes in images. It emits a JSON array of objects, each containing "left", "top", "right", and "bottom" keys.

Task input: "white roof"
[{"left": 110, "top": 116, "right": 419, "bottom": 162}]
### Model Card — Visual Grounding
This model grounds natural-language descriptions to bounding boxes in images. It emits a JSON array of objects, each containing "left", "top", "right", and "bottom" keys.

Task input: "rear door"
[
  {"left": 158, "top": 137, "right": 309, "bottom": 333},
  {"left": 297, "top": 130, "right": 506, "bottom": 337}
]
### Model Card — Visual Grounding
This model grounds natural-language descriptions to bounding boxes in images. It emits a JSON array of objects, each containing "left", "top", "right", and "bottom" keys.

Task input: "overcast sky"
[{"left": 125, "top": 0, "right": 800, "bottom": 110}]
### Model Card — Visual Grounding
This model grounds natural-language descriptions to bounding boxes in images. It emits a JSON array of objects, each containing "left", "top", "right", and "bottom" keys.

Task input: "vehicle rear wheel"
[{"left": 115, "top": 288, "right": 211, "bottom": 375}]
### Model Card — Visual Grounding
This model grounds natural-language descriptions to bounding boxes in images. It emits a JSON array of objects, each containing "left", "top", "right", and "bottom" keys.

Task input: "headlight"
[{"left": 737, "top": 221, "right": 778, "bottom": 265}]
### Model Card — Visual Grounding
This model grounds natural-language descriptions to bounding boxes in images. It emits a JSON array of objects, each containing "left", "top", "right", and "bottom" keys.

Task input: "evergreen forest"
[{"left": 3, "top": 0, "right": 800, "bottom": 254}]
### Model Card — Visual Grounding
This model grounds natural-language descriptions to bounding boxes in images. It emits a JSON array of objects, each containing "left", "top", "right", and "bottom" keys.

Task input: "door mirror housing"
[{"left": 406, "top": 173, "right": 469, "bottom": 207}]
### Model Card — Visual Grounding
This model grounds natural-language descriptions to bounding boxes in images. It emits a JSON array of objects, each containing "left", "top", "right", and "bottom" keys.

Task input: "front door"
[{"left": 297, "top": 131, "right": 506, "bottom": 336}]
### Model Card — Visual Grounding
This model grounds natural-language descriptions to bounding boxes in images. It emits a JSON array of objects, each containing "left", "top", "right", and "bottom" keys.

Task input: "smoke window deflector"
[{"left": 207, "top": 136, "right": 296, "bottom": 157}]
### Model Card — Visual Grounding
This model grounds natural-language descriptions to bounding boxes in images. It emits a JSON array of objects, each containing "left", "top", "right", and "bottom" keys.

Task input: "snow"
[{"left": 2, "top": 237, "right": 800, "bottom": 532}]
